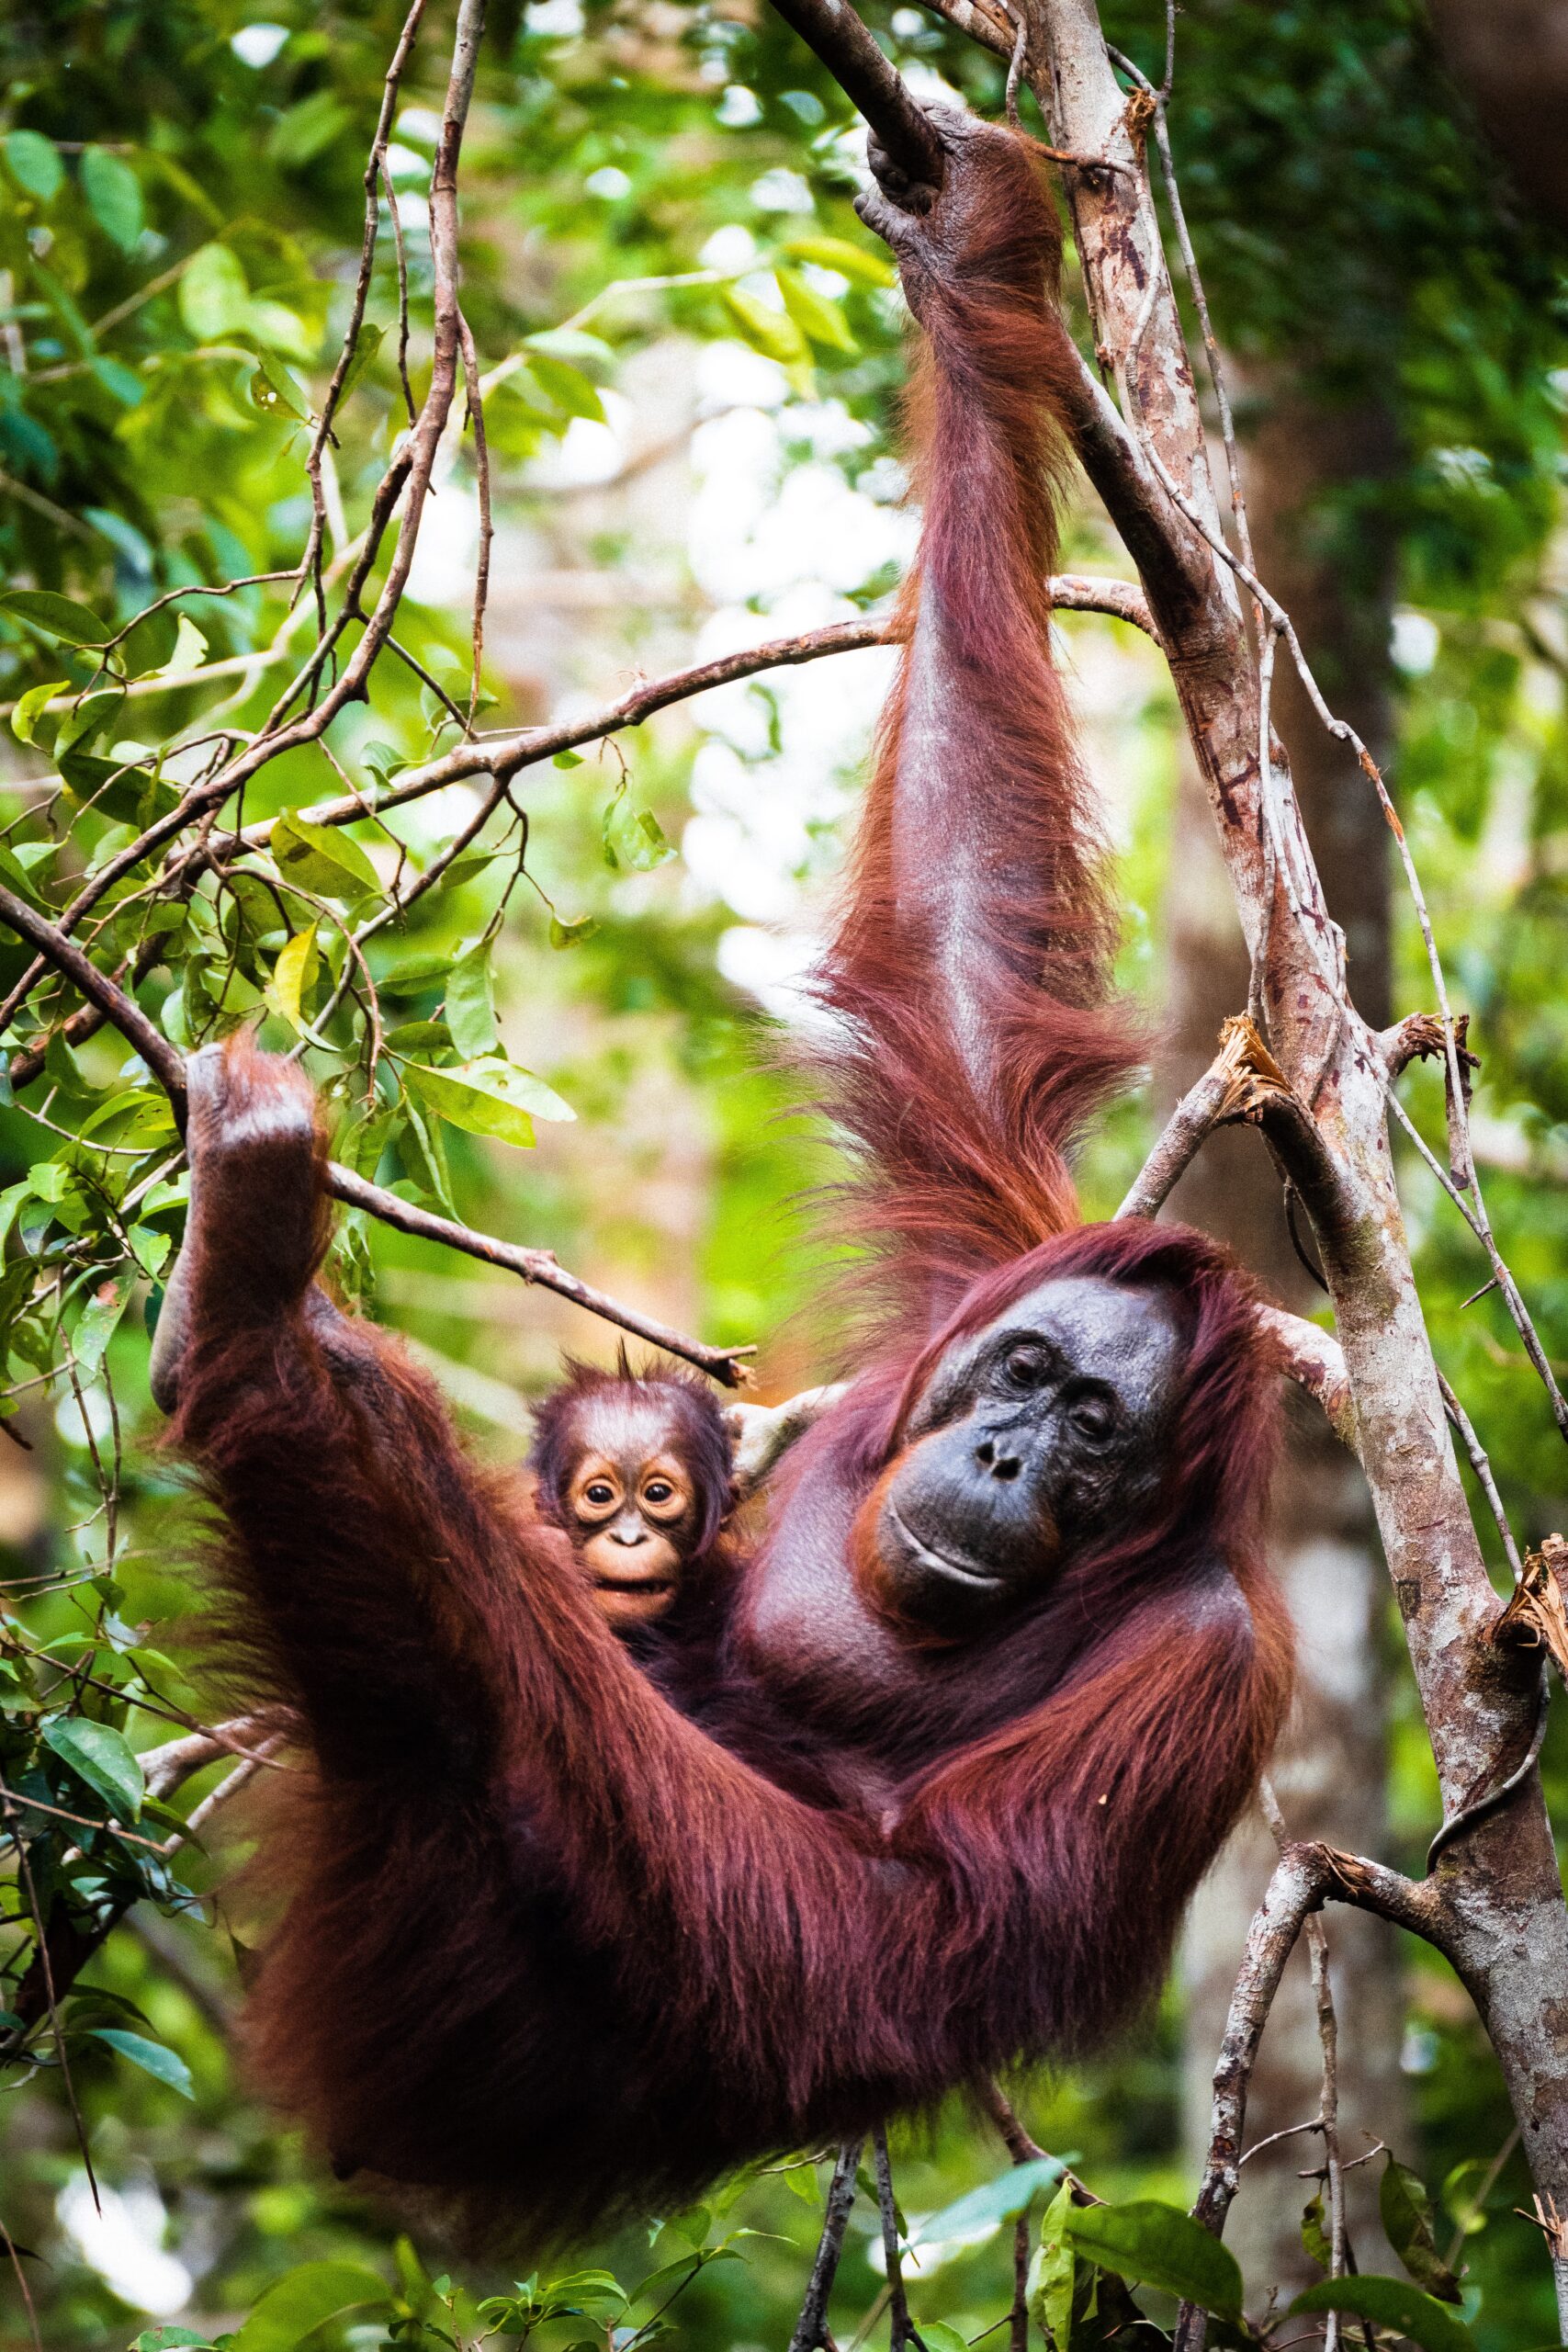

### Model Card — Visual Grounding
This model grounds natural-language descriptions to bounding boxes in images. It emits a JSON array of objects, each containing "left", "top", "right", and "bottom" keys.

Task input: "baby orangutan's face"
[{"left": 566, "top": 1402, "right": 703, "bottom": 1627}]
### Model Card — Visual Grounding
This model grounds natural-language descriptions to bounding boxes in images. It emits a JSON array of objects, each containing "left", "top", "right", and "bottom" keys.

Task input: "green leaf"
[
  {"left": 27, "top": 1158, "right": 71, "bottom": 1204},
  {"left": 231, "top": 2259, "right": 393, "bottom": 2351},
  {"left": 59, "top": 751, "right": 175, "bottom": 828},
  {"left": 73, "top": 1275, "right": 131, "bottom": 1374},
  {"left": 91, "top": 355, "right": 145, "bottom": 406},
  {"left": 1301, "top": 2191, "right": 1331, "bottom": 2272},
  {"left": 0, "top": 588, "right": 112, "bottom": 646},
  {"left": 722, "top": 283, "right": 810, "bottom": 367},
  {"left": 126, "top": 1223, "right": 173, "bottom": 1280},
  {"left": 1064, "top": 2201, "right": 1244, "bottom": 2319},
  {"left": 378, "top": 946, "right": 453, "bottom": 994},
  {"left": 89, "top": 2028, "right": 194, "bottom": 2099},
  {"left": 553, "top": 748, "right": 584, "bottom": 767},
  {"left": 10, "top": 679, "right": 66, "bottom": 745},
  {"left": 266, "top": 89, "right": 352, "bottom": 170},
  {"left": 178, "top": 243, "right": 251, "bottom": 342},
  {"left": 525, "top": 326, "right": 615, "bottom": 369},
  {"left": 0, "top": 1179, "right": 32, "bottom": 1254},
  {"left": 537, "top": 2269, "right": 629, "bottom": 2324},
  {"left": 777, "top": 266, "right": 857, "bottom": 354},
  {"left": 250, "top": 354, "right": 307, "bottom": 423},
  {"left": 361, "top": 739, "right": 408, "bottom": 786},
  {"left": 268, "top": 925, "right": 319, "bottom": 1034},
  {"left": 41, "top": 1714, "right": 143, "bottom": 1819},
  {"left": 915, "top": 2156, "right": 1068, "bottom": 2245},
  {"left": 549, "top": 913, "right": 598, "bottom": 949},
  {"left": 446, "top": 938, "right": 498, "bottom": 1057},
  {"left": 603, "top": 794, "right": 675, "bottom": 873},
  {"left": 130, "top": 2328, "right": 214, "bottom": 2350},
  {"left": 1028, "top": 2181, "right": 1077, "bottom": 2352},
  {"left": 400, "top": 1091, "right": 457, "bottom": 1216},
  {"left": 628, "top": 2253, "right": 710, "bottom": 2307},
  {"left": 1380, "top": 2154, "right": 1463, "bottom": 2302},
  {"left": 80, "top": 146, "right": 143, "bottom": 251},
  {"left": 525, "top": 352, "right": 606, "bottom": 423},
  {"left": 5, "top": 130, "right": 62, "bottom": 203},
  {"left": 54, "top": 686, "right": 124, "bottom": 757},
  {"left": 270, "top": 809, "right": 380, "bottom": 903},
  {"left": 406, "top": 1056, "right": 573, "bottom": 1152},
  {"left": 1288, "top": 2277, "right": 1476, "bottom": 2352},
  {"left": 249, "top": 299, "right": 317, "bottom": 361},
  {"left": 782, "top": 233, "right": 897, "bottom": 288},
  {"left": 919, "top": 2329, "right": 968, "bottom": 2352},
  {"left": 443, "top": 844, "right": 509, "bottom": 887},
  {"left": 156, "top": 615, "right": 209, "bottom": 678},
  {"left": 385, "top": 1020, "right": 451, "bottom": 1054}
]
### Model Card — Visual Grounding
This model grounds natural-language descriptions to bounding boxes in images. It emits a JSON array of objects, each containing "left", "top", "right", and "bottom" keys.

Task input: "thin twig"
[
  {"left": 1305, "top": 1916, "right": 1348, "bottom": 2350},
  {"left": 458, "top": 312, "right": 492, "bottom": 727},
  {"left": 873, "top": 2132, "right": 921, "bottom": 2352},
  {"left": 1438, "top": 1371, "right": 1524, "bottom": 1583},
  {"left": 1105, "top": 44, "right": 1256, "bottom": 584},
  {"left": 0, "top": 1764, "right": 97, "bottom": 2200},
  {"left": 790, "top": 2141, "right": 863, "bottom": 2352},
  {"left": 1443, "top": 2123, "right": 1521, "bottom": 2271},
  {"left": 299, "top": 0, "right": 430, "bottom": 617}
]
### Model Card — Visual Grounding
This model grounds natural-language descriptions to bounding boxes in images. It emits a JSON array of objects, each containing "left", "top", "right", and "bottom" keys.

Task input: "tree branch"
[
  {"left": 1175, "top": 1837, "right": 1438, "bottom": 2351},
  {"left": 4, "top": 579, "right": 1152, "bottom": 1027},
  {"left": 0, "top": 881, "right": 755, "bottom": 1388},
  {"left": 204, "top": 578, "right": 1151, "bottom": 849},
  {"left": 768, "top": 0, "right": 947, "bottom": 189},
  {"left": 1113, "top": 1012, "right": 1340, "bottom": 1223},
  {"left": 1258, "top": 1307, "right": 1357, "bottom": 1457},
  {"left": 789, "top": 2139, "right": 863, "bottom": 2352}
]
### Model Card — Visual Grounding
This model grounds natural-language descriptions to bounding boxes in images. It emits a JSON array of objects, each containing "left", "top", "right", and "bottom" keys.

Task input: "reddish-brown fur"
[{"left": 166, "top": 113, "right": 1290, "bottom": 2251}]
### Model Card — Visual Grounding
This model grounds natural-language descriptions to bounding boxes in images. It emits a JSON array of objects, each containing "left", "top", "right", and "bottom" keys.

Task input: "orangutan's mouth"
[{"left": 885, "top": 1503, "right": 1003, "bottom": 1589}]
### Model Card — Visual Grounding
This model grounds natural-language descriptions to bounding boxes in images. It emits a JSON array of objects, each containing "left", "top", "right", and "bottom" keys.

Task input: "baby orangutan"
[{"left": 528, "top": 1359, "right": 738, "bottom": 1632}]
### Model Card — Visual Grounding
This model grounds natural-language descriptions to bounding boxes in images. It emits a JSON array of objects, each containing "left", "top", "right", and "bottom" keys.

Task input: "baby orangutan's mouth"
[{"left": 592, "top": 1572, "right": 679, "bottom": 1620}]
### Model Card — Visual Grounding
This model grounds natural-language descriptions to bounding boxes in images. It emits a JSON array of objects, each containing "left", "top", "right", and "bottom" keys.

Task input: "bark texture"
[{"left": 1171, "top": 380, "right": 1408, "bottom": 2291}]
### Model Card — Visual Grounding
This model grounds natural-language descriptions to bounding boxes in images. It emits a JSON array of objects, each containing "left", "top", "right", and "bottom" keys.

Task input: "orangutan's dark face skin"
[
  {"left": 563, "top": 1393, "right": 705, "bottom": 1628},
  {"left": 872, "top": 1276, "right": 1184, "bottom": 1633}
]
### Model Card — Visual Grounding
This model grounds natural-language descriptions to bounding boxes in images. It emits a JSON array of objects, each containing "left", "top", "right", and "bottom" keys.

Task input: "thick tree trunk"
[{"left": 1169, "top": 381, "right": 1407, "bottom": 2291}]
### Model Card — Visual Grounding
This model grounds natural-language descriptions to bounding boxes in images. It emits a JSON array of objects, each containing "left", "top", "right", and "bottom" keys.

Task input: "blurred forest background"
[{"left": 0, "top": 0, "right": 1565, "bottom": 2345}]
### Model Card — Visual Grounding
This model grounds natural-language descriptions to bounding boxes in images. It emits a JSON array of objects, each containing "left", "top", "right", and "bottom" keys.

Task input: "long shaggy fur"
[
  {"left": 167, "top": 119, "right": 1291, "bottom": 2255},
  {"left": 816, "top": 123, "right": 1138, "bottom": 1304}
]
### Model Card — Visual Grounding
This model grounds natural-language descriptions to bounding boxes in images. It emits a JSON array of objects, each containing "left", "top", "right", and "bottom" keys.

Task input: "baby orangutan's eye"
[
  {"left": 584, "top": 1481, "right": 615, "bottom": 1507},
  {"left": 644, "top": 1479, "right": 673, "bottom": 1505}
]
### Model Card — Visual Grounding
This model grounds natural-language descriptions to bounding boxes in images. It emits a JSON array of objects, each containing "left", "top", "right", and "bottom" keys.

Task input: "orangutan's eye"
[
  {"left": 1069, "top": 1390, "right": 1117, "bottom": 1442},
  {"left": 584, "top": 1481, "right": 615, "bottom": 1507},
  {"left": 644, "top": 1480, "right": 673, "bottom": 1505}
]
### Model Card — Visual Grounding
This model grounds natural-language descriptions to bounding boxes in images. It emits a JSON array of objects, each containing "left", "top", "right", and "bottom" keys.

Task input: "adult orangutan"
[{"left": 152, "top": 106, "right": 1292, "bottom": 2245}]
